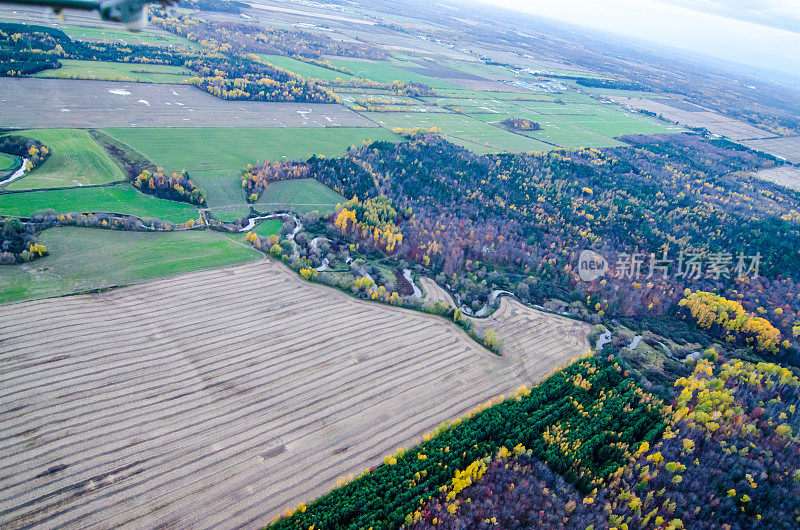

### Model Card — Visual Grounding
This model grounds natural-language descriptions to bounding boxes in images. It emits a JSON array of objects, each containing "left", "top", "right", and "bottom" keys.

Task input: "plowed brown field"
[{"left": 0, "top": 260, "right": 589, "bottom": 529}]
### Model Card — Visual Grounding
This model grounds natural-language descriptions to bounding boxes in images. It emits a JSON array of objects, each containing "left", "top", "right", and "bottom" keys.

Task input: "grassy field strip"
[
  {"left": 0, "top": 184, "right": 199, "bottom": 224},
  {"left": 326, "top": 57, "right": 463, "bottom": 90},
  {"left": 0, "top": 153, "right": 18, "bottom": 172},
  {"left": 257, "top": 54, "right": 354, "bottom": 82},
  {"left": 3, "top": 129, "right": 126, "bottom": 190},
  {"left": 59, "top": 24, "right": 197, "bottom": 47},
  {"left": 1, "top": 260, "right": 588, "bottom": 528},
  {"left": 34, "top": 60, "right": 192, "bottom": 84},
  {"left": 0, "top": 228, "right": 258, "bottom": 304}
]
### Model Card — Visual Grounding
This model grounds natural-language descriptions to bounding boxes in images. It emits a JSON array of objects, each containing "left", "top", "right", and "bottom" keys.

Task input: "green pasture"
[
  {"left": 61, "top": 25, "right": 198, "bottom": 47},
  {"left": 34, "top": 60, "right": 192, "bottom": 83},
  {"left": 0, "top": 153, "right": 17, "bottom": 172},
  {"left": 255, "top": 178, "right": 345, "bottom": 214},
  {"left": 253, "top": 218, "right": 283, "bottom": 237},
  {"left": 0, "top": 184, "right": 199, "bottom": 223},
  {"left": 257, "top": 54, "right": 354, "bottom": 82},
  {"left": 102, "top": 127, "right": 401, "bottom": 220},
  {"left": 0, "top": 227, "right": 259, "bottom": 304},
  {"left": 326, "top": 58, "right": 462, "bottom": 90},
  {"left": 363, "top": 111, "right": 551, "bottom": 153},
  {"left": 2, "top": 129, "right": 125, "bottom": 190}
]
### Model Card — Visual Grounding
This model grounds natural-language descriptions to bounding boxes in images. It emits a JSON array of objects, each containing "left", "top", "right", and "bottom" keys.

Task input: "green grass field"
[
  {"left": 0, "top": 153, "right": 17, "bottom": 172},
  {"left": 0, "top": 227, "right": 259, "bottom": 304},
  {"left": 34, "top": 60, "right": 192, "bottom": 84},
  {"left": 257, "top": 54, "right": 354, "bottom": 82},
  {"left": 255, "top": 179, "right": 345, "bottom": 214},
  {"left": 363, "top": 112, "right": 551, "bottom": 154},
  {"left": 0, "top": 184, "right": 199, "bottom": 223},
  {"left": 60, "top": 25, "right": 199, "bottom": 47},
  {"left": 3, "top": 129, "right": 126, "bottom": 190},
  {"left": 102, "top": 127, "right": 401, "bottom": 220},
  {"left": 253, "top": 218, "right": 283, "bottom": 237},
  {"left": 326, "top": 58, "right": 463, "bottom": 90}
]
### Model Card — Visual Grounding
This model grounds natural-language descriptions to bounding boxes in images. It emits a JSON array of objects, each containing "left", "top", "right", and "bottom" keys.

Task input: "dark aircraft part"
[{"left": 0, "top": 0, "right": 171, "bottom": 30}]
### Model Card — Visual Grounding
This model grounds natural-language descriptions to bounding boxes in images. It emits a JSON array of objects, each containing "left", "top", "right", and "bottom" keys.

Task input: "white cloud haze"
[{"left": 479, "top": 0, "right": 800, "bottom": 77}]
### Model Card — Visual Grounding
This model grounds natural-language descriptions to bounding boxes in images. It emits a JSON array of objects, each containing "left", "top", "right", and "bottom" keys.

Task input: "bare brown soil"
[{"left": 0, "top": 260, "right": 589, "bottom": 528}]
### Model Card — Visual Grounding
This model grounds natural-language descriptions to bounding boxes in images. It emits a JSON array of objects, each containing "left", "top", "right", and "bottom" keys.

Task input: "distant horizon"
[{"left": 476, "top": 0, "right": 800, "bottom": 79}]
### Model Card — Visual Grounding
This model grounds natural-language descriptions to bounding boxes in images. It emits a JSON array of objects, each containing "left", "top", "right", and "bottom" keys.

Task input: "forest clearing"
[{"left": 0, "top": 259, "right": 589, "bottom": 529}]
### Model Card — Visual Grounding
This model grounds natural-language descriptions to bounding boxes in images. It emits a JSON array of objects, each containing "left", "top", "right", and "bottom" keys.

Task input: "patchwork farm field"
[
  {"left": 2, "top": 129, "right": 125, "bottom": 190},
  {"left": 104, "top": 127, "right": 399, "bottom": 218},
  {"left": 0, "top": 78, "right": 375, "bottom": 129},
  {"left": 327, "top": 57, "right": 463, "bottom": 90},
  {"left": 34, "top": 60, "right": 193, "bottom": 84},
  {"left": 608, "top": 95, "right": 772, "bottom": 141},
  {"left": 0, "top": 184, "right": 199, "bottom": 222},
  {"left": 364, "top": 111, "right": 551, "bottom": 153},
  {"left": 258, "top": 54, "right": 354, "bottom": 82},
  {"left": 0, "top": 226, "right": 259, "bottom": 304},
  {"left": 0, "top": 260, "right": 589, "bottom": 528}
]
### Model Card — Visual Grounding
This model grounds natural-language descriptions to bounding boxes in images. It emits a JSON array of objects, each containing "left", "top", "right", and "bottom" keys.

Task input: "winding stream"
[
  {"left": 403, "top": 269, "right": 422, "bottom": 298},
  {"left": 0, "top": 158, "right": 29, "bottom": 186},
  {"left": 239, "top": 213, "right": 302, "bottom": 259}
]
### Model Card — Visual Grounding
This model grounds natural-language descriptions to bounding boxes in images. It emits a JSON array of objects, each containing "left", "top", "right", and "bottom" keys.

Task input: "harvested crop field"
[
  {"left": 743, "top": 136, "right": 800, "bottom": 164},
  {"left": 470, "top": 297, "right": 590, "bottom": 381},
  {"left": 608, "top": 96, "right": 770, "bottom": 141},
  {"left": 0, "top": 78, "right": 376, "bottom": 129},
  {"left": 419, "top": 276, "right": 458, "bottom": 307},
  {"left": 755, "top": 165, "right": 800, "bottom": 191},
  {"left": 0, "top": 260, "right": 590, "bottom": 529}
]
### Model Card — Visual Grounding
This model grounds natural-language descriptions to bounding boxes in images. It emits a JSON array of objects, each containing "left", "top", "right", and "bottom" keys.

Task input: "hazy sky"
[{"left": 480, "top": 0, "right": 800, "bottom": 78}]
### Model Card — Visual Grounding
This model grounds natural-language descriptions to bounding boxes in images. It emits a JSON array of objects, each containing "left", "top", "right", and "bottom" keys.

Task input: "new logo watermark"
[
  {"left": 578, "top": 250, "right": 608, "bottom": 281},
  {"left": 577, "top": 250, "right": 762, "bottom": 282}
]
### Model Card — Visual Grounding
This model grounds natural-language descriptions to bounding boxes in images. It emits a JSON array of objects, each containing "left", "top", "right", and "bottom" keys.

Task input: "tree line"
[{"left": 269, "top": 355, "right": 664, "bottom": 529}]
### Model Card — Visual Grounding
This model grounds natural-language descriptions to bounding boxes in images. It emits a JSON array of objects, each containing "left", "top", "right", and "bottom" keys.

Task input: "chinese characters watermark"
[{"left": 579, "top": 249, "right": 761, "bottom": 282}]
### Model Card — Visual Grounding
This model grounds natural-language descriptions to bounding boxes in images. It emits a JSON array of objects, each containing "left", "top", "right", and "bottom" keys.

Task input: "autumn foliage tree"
[
  {"left": 677, "top": 290, "right": 783, "bottom": 354},
  {"left": 133, "top": 168, "right": 206, "bottom": 205}
]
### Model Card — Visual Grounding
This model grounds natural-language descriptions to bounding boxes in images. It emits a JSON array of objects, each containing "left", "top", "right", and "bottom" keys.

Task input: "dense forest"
[
  {"left": 246, "top": 133, "right": 800, "bottom": 355},
  {"left": 149, "top": 9, "right": 388, "bottom": 60},
  {"left": 411, "top": 352, "right": 800, "bottom": 529}
]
